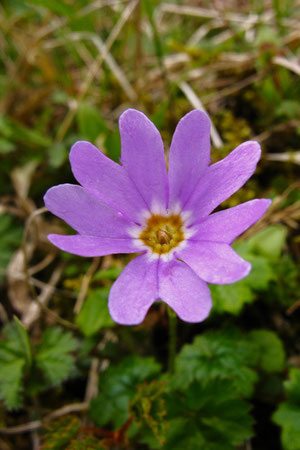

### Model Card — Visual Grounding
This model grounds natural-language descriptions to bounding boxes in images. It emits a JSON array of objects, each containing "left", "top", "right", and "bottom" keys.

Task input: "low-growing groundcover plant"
[
  {"left": 44, "top": 108, "right": 270, "bottom": 325},
  {"left": 1, "top": 1, "right": 300, "bottom": 448},
  {"left": 1, "top": 107, "right": 298, "bottom": 450}
]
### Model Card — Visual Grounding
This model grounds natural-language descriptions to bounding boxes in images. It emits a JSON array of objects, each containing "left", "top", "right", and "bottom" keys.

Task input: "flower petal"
[
  {"left": 108, "top": 255, "right": 158, "bottom": 325},
  {"left": 184, "top": 141, "right": 261, "bottom": 218},
  {"left": 70, "top": 141, "right": 146, "bottom": 222},
  {"left": 192, "top": 199, "right": 271, "bottom": 243},
  {"left": 44, "top": 184, "right": 133, "bottom": 237},
  {"left": 119, "top": 109, "right": 168, "bottom": 211},
  {"left": 168, "top": 110, "right": 211, "bottom": 209},
  {"left": 158, "top": 259, "right": 212, "bottom": 322},
  {"left": 177, "top": 241, "right": 251, "bottom": 284},
  {"left": 48, "top": 234, "right": 139, "bottom": 257}
]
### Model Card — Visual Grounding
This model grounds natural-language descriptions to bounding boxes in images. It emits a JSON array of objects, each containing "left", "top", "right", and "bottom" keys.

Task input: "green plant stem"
[{"left": 167, "top": 306, "right": 177, "bottom": 373}]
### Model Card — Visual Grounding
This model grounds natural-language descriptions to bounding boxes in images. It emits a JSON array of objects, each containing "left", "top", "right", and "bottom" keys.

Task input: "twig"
[
  {"left": 84, "top": 358, "right": 100, "bottom": 403},
  {"left": 273, "top": 56, "right": 300, "bottom": 76},
  {"left": 23, "top": 262, "right": 67, "bottom": 328},
  {"left": 0, "top": 403, "right": 89, "bottom": 435},
  {"left": 201, "top": 72, "right": 261, "bottom": 105},
  {"left": 266, "top": 151, "right": 300, "bottom": 165},
  {"left": 69, "top": 32, "right": 137, "bottom": 102},
  {"left": 19, "top": 207, "right": 77, "bottom": 330},
  {"left": 56, "top": 0, "right": 138, "bottom": 142},
  {"left": 158, "top": 4, "right": 273, "bottom": 25},
  {"left": 240, "top": 182, "right": 300, "bottom": 240},
  {"left": 287, "top": 299, "right": 300, "bottom": 315},
  {"left": 74, "top": 257, "right": 101, "bottom": 314},
  {"left": 28, "top": 252, "right": 56, "bottom": 275}
]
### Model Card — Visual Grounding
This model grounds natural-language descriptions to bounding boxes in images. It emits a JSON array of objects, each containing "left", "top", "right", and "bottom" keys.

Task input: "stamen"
[
  {"left": 139, "top": 214, "right": 184, "bottom": 254},
  {"left": 156, "top": 229, "right": 172, "bottom": 245}
]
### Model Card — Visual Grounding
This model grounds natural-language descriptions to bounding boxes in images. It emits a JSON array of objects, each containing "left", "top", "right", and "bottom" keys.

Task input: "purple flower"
[{"left": 44, "top": 109, "right": 270, "bottom": 325}]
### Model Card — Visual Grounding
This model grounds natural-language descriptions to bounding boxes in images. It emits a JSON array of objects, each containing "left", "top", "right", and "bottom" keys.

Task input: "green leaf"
[
  {"left": 272, "top": 369, "right": 300, "bottom": 450},
  {"left": 0, "top": 321, "right": 30, "bottom": 409},
  {"left": 48, "top": 142, "right": 68, "bottom": 168},
  {"left": 42, "top": 415, "right": 81, "bottom": 450},
  {"left": 248, "top": 330, "right": 285, "bottom": 373},
  {"left": 130, "top": 381, "right": 167, "bottom": 445},
  {"left": 0, "top": 137, "right": 16, "bottom": 154},
  {"left": 243, "top": 254, "right": 275, "bottom": 289},
  {"left": 104, "top": 130, "right": 121, "bottom": 162},
  {"left": 276, "top": 100, "right": 300, "bottom": 120},
  {"left": 76, "top": 103, "right": 107, "bottom": 141},
  {"left": 90, "top": 356, "right": 161, "bottom": 428},
  {"left": 25, "top": 0, "right": 75, "bottom": 16},
  {"left": 284, "top": 368, "right": 300, "bottom": 404},
  {"left": 93, "top": 267, "right": 122, "bottom": 281},
  {"left": 0, "top": 214, "right": 23, "bottom": 281},
  {"left": 172, "top": 329, "right": 258, "bottom": 398},
  {"left": 162, "top": 379, "right": 253, "bottom": 450},
  {"left": 211, "top": 282, "right": 254, "bottom": 315},
  {"left": 245, "top": 225, "right": 287, "bottom": 259},
  {"left": 75, "top": 287, "right": 114, "bottom": 337},
  {"left": 13, "top": 316, "right": 32, "bottom": 368},
  {"left": 35, "top": 328, "right": 78, "bottom": 386},
  {"left": 0, "top": 114, "right": 51, "bottom": 147},
  {"left": 66, "top": 435, "right": 105, "bottom": 450},
  {"left": 0, "top": 357, "right": 25, "bottom": 409}
]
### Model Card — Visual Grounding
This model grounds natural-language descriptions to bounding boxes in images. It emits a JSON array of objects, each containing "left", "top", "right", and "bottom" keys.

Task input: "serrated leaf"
[
  {"left": 35, "top": 328, "right": 78, "bottom": 386},
  {"left": 162, "top": 379, "right": 253, "bottom": 450},
  {"left": 172, "top": 329, "right": 258, "bottom": 398},
  {"left": 248, "top": 330, "right": 285, "bottom": 373},
  {"left": 75, "top": 287, "right": 114, "bottom": 337},
  {"left": 0, "top": 357, "right": 25, "bottom": 409},
  {"left": 42, "top": 415, "right": 81, "bottom": 450},
  {"left": 0, "top": 321, "right": 30, "bottom": 409},
  {"left": 130, "top": 381, "right": 167, "bottom": 445},
  {"left": 66, "top": 435, "right": 105, "bottom": 450},
  {"left": 89, "top": 356, "right": 161, "bottom": 428},
  {"left": 272, "top": 369, "right": 300, "bottom": 450},
  {"left": 13, "top": 316, "right": 32, "bottom": 367}
]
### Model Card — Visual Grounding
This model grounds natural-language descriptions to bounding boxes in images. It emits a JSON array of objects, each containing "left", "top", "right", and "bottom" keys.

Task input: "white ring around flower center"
[{"left": 128, "top": 203, "right": 196, "bottom": 262}]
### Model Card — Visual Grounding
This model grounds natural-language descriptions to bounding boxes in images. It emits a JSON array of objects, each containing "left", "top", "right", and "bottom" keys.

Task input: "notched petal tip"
[
  {"left": 108, "top": 304, "right": 148, "bottom": 326},
  {"left": 174, "top": 295, "right": 213, "bottom": 323}
]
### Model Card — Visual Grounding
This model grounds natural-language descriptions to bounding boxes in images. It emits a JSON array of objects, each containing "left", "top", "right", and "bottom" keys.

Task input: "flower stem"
[{"left": 167, "top": 306, "right": 177, "bottom": 373}]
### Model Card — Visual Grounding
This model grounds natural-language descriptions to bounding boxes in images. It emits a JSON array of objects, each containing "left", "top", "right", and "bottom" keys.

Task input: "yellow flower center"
[{"left": 139, "top": 214, "right": 184, "bottom": 254}]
